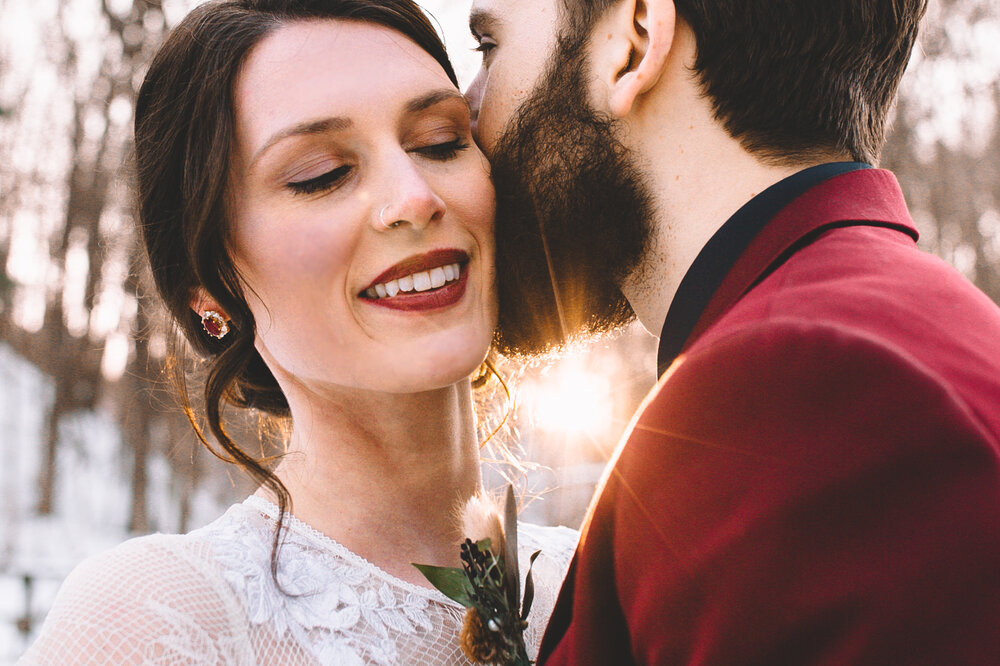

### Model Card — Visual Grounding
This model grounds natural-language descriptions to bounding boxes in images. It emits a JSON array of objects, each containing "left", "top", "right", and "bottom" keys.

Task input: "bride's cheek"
[{"left": 276, "top": 215, "right": 357, "bottom": 277}]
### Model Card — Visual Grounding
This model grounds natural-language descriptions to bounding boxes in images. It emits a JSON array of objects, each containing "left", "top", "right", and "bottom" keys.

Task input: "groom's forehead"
[{"left": 470, "top": 0, "right": 563, "bottom": 32}]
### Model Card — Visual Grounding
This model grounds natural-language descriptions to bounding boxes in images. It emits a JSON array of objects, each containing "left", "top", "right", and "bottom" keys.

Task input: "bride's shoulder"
[{"left": 19, "top": 505, "right": 256, "bottom": 665}]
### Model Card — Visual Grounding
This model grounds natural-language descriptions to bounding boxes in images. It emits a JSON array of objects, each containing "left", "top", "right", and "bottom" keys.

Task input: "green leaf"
[
  {"left": 411, "top": 563, "right": 475, "bottom": 607},
  {"left": 503, "top": 484, "right": 520, "bottom": 609},
  {"left": 520, "top": 550, "right": 541, "bottom": 622}
]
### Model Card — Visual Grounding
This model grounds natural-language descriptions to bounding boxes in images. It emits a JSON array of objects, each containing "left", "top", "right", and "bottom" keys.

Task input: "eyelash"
[
  {"left": 287, "top": 164, "right": 351, "bottom": 195},
  {"left": 285, "top": 140, "right": 469, "bottom": 196},
  {"left": 416, "top": 138, "right": 470, "bottom": 161},
  {"left": 473, "top": 40, "right": 496, "bottom": 58}
]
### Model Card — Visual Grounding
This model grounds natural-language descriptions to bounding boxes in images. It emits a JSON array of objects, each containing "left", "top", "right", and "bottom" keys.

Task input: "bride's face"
[{"left": 228, "top": 20, "right": 496, "bottom": 395}]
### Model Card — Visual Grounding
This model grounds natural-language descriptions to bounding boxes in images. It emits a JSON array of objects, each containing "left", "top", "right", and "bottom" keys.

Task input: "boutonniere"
[{"left": 414, "top": 485, "right": 541, "bottom": 666}]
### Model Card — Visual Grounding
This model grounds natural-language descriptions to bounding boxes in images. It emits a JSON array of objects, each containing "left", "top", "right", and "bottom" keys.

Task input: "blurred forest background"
[{"left": 1, "top": 0, "right": 998, "bottom": 659}]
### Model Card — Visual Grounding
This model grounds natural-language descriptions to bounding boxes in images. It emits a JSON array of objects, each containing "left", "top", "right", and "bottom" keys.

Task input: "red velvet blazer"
[{"left": 537, "top": 169, "right": 1000, "bottom": 665}]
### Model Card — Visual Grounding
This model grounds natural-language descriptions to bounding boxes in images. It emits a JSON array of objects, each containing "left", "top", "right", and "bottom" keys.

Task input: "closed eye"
[
  {"left": 472, "top": 37, "right": 497, "bottom": 62},
  {"left": 287, "top": 164, "right": 351, "bottom": 195},
  {"left": 414, "top": 139, "right": 470, "bottom": 161},
  {"left": 469, "top": 9, "right": 499, "bottom": 61}
]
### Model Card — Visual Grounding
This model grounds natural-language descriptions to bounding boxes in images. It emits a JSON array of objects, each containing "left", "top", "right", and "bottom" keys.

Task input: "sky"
[{"left": 420, "top": 0, "right": 481, "bottom": 86}]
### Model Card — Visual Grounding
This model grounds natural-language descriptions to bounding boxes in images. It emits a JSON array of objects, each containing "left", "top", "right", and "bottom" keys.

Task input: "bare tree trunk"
[
  {"left": 125, "top": 294, "right": 154, "bottom": 533},
  {"left": 37, "top": 374, "right": 68, "bottom": 515},
  {"left": 127, "top": 412, "right": 150, "bottom": 533},
  {"left": 176, "top": 417, "right": 199, "bottom": 533}
]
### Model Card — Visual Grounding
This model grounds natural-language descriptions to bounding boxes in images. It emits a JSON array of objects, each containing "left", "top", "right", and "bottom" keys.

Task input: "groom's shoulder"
[
  {"left": 726, "top": 220, "right": 1000, "bottom": 349},
  {"left": 620, "top": 310, "right": 1000, "bottom": 512},
  {"left": 669, "top": 221, "right": 1000, "bottom": 437},
  {"left": 634, "top": 218, "right": 1000, "bottom": 458}
]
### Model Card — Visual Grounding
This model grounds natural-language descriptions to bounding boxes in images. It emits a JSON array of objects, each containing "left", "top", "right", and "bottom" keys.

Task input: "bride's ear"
[
  {"left": 189, "top": 287, "right": 228, "bottom": 320},
  {"left": 190, "top": 287, "right": 232, "bottom": 339},
  {"left": 593, "top": 0, "right": 676, "bottom": 119}
]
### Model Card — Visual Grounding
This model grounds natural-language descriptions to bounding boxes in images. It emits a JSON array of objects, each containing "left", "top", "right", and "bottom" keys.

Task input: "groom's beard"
[{"left": 489, "top": 41, "right": 655, "bottom": 356}]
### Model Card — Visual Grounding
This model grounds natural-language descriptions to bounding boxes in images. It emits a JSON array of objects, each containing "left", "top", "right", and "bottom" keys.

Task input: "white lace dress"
[{"left": 19, "top": 496, "right": 577, "bottom": 665}]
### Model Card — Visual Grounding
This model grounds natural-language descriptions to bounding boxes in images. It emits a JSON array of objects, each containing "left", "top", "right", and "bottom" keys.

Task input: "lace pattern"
[{"left": 20, "top": 496, "right": 577, "bottom": 665}]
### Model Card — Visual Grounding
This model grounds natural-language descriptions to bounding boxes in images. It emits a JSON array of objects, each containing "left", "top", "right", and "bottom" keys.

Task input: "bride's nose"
[{"left": 371, "top": 153, "right": 446, "bottom": 232}]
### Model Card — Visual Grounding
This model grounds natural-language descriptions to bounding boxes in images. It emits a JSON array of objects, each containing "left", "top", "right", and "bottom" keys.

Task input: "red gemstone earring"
[{"left": 201, "top": 310, "right": 230, "bottom": 339}]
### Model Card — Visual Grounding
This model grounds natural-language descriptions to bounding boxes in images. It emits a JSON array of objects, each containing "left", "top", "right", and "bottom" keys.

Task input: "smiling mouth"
[
  {"left": 359, "top": 249, "right": 471, "bottom": 311},
  {"left": 362, "top": 261, "right": 462, "bottom": 299}
]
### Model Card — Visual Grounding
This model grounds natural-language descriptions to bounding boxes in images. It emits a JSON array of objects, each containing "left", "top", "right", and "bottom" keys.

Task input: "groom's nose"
[{"left": 464, "top": 72, "right": 485, "bottom": 147}]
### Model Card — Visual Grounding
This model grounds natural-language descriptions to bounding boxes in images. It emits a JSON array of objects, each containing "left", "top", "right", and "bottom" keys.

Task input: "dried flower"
[
  {"left": 460, "top": 607, "right": 506, "bottom": 663},
  {"left": 459, "top": 493, "right": 505, "bottom": 551},
  {"left": 414, "top": 486, "right": 540, "bottom": 666}
]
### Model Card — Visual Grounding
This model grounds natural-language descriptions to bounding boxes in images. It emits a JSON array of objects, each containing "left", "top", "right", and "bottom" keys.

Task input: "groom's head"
[{"left": 468, "top": 0, "right": 927, "bottom": 355}]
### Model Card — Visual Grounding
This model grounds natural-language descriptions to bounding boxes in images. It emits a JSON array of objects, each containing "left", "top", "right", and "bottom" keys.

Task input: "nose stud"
[{"left": 379, "top": 205, "right": 403, "bottom": 229}]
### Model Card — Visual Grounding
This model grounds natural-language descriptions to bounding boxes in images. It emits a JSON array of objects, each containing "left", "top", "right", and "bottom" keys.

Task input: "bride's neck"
[{"left": 265, "top": 380, "right": 482, "bottom": 585}]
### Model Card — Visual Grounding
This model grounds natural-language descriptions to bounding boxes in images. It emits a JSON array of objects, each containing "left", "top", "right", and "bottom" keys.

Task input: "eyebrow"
[
  {"left": 405, "top": 89, "right": 469, "bottom": 114},
  {"left": 469, "top": 8, "right": 500, "bottom": 38},
  {"left": 250, "top": 89, "right": 467, "bottom": 169},
  {"left": 250, "top": 116, "right": 352, "bottom": 168}
]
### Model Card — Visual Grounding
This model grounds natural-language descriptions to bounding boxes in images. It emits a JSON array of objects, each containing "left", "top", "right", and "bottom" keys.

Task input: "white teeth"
[
  {"left": 365, "top": 262, "right": 462, "bottom": 299},
  {"left": 413, "top": 270, "right": 432, "bottom": 292}
]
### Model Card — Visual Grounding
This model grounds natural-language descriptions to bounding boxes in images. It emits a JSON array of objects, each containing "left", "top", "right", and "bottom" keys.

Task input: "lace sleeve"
[{"left": 18, "top": 535, "right": 254, "bottom": 666}]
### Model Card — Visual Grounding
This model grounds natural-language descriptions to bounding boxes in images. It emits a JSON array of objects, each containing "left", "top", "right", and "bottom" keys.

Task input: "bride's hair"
[{"left": 134, "top": 0, "right": 460, "bottom": 572}]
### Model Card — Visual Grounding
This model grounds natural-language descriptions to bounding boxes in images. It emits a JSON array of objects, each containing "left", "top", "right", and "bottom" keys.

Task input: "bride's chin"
[
  {"left": 265, "top": 322, "right": 495, "bottom": 396},
  {"left": 392, "top": 337, "right": 492, "bottom": 393}
]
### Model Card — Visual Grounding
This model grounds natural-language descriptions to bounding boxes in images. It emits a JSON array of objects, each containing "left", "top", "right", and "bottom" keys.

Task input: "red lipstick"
[
  {"left": 363, "top": 249, "right": 468, "bottom": 291},
  {"left": 360, "top": 249, "right": 470, "bottom": 312}
]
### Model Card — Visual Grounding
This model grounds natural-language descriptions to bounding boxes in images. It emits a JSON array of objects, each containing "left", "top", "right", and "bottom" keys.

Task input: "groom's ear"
[{"left": 592, "top": 0, "right": 676, "bottom": 119}]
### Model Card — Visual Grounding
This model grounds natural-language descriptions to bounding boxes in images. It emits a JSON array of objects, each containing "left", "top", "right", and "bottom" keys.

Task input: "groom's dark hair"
[{"left": 561, "top": 0, "right": 927, "bottom": 165}]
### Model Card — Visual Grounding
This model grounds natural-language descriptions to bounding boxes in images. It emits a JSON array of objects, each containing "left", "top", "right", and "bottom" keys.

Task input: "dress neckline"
[{"left": 241, "top": 494, "right": 463, "bottom": 606}]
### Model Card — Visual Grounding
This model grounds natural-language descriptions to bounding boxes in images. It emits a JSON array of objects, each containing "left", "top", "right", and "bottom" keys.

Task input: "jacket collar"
[{"left": 657, "top": 167, "right": 918, "bottom": 376}]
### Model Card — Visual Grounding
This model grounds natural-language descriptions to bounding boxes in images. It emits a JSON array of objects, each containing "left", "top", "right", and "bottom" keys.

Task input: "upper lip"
[{"left": 362, "top": 248, "right": 469, "bottom": 293}]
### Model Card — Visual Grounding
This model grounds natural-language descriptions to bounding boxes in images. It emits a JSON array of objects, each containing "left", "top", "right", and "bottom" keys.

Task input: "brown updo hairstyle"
[{"left": 134, "top": 0, "right": 461, "bottom": 565}]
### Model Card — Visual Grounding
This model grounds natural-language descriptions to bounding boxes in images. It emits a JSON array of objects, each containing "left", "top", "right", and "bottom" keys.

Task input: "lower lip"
[{"left": 360, "top": 267, "right": 469, "bottom": 312}]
